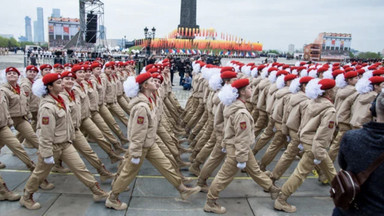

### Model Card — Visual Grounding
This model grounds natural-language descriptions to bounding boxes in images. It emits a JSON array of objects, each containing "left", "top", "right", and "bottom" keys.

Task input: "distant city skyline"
[
  {"left": 24, "top": 16, "right": 32, "bottom": 42},
  {"left": 34, "top": 7, "right": 44, "bottom": 43},
  {"left": 51, "top": 8, "right": 61, "bottom": 18}
]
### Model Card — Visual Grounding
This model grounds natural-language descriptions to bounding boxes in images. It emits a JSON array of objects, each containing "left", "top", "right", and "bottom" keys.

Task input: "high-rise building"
[
  {"left": 99, "top": 25, "right": 106, "bottom": 39},
  {"left": 288, "top": 44, "right": 294, "bottom": 54},
  {"left": 51, "top": 8, "right": 61, "bottom": 18},
  {"left": 33, "top": 21, "right": 38, "bottom": 43},
  {"left": 35, "top": 7, "right": 45, "bottom": 42},
  {"left": 25, "top": 16, "right": 32, "bottom": 42}
]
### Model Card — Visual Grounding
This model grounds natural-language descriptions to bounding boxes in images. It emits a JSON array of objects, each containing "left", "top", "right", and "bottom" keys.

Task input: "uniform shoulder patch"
[
  {"left": 328, "top": 121, "right": 335, "bottom": 129},
  {"left": 137, "top": 116, "right": 144, "bottom": 124},
  {"left": 42, "top": 117, "right": 49, "bottom": 125},
  {"left": 240, "top": 121, "right": 247, "bottom": 130}
]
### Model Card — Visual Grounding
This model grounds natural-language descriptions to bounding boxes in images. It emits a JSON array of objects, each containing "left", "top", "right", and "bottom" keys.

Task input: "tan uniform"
[
  {"left": 250, "top": 76, "right": 263, "bottom": 126},
  {"left": 24, "top": 94, "right": 97, "bottom": 194},
  {"left": 253, "top": 78, "right": 271, "bottom": 139},
  {"left": 111, "top": 93, "right": 182, "bottom": 194},
  {"left": 207, "top": 100, "right": 273, "bottom": 200},
  {"left": 115, "top": 73, "right": 130, "bottom": 115},
  {"left": 183, "top": 73, "right": 201, "bottom": 124},
  {"left": 186, "top": 76, "right": 206, "bottom": 131},
  {"left": 0, "top": 89, "right": 35, "bottom": 170},
  {"left": 271, "top": 91, "right": 309, "bottom": 180},
  {"left": 1, "top": 83, "right": 39, "bottom": 149},
  {"left": 259, "top": 86, "right": 291, "bottom": 170},
  {"left": 102, "top": 73, "right": 128, "bottom": 125},
  {"left": 328, "top": 85, "right": 357, "bottom": 161},
  {"left": 92, "top": 75, "right": 128, "bottom": 143},
  {"left": 349, "top": 91, "right": 377, "bottom": 129},
  {"left": 280, "top": 97, "right": 337, "bottom": 197}
]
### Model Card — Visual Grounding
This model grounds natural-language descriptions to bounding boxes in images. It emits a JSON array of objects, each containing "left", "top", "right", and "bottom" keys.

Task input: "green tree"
[
  {"left": 0, "top": 36, "right": 8, "bottom": 47},
  {"left": 357, "top": 52, "right": 381, "bottom": 59},
  {"left": 8, "top": 37, "right": 19, "bottom": 47}
]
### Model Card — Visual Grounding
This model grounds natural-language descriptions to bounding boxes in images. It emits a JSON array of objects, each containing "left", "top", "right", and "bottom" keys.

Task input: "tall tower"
[
  {"left": 36, "top": 7, "right": 44, "bottom": 42},
  {"left": 51, "top": 8, "right": 61, "bottom": 18},
  {"left": 25, "top": 16, "right": 32, "bottom": 42},
  {"left": 178, "top": 0, "right": 199, "bottom": 38}
]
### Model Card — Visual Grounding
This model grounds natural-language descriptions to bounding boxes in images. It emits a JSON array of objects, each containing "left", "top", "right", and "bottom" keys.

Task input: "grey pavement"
[{"left": 0, "top": 57, "right": 337, "bottom": 216}]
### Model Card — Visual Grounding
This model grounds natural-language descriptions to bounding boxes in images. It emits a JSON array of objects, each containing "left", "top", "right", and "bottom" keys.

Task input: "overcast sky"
[{"left": 1, "top": 0, "right": 383, "bottom": 52}]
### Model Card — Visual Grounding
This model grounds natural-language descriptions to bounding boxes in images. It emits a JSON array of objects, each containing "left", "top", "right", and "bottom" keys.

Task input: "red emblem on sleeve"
[
  {"left": 328, "top": 121, "right": 335, "bottom": 129},
  {"left": 137, "top": 116, "right": 144, "bottom": 124},
  {"left": 42, "top": 117, "right": 49, "bottom": 125},
  {"left": 240, "top": 122, "right": 247, "bottom": 130}
]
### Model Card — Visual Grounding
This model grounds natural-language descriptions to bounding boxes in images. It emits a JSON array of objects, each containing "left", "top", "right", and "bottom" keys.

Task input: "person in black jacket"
[{"left": 333, "top": 90, "right": 384, "bottom": 216}]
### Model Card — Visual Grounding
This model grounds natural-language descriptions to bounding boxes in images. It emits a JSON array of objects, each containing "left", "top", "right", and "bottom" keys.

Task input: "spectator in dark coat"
[{"left": 333, "top": 90, "right": 384, "bottom": 216}]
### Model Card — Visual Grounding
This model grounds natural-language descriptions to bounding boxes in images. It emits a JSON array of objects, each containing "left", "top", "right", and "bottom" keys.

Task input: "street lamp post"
[{"left": 144, "top": 26, "right": 156, "bottom": 56}]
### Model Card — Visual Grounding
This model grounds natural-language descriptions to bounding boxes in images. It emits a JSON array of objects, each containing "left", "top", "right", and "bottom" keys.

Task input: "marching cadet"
[
  {"left": 58, "top": 71, "right": 115, "bottom": 181},
  {"left": 328, "top": 71, "right": 359, "bottom": 162},
  {"left": 249, "top": 65, "right": 266, "bottom": 131},
  {"left": 258, "top": 73, "right": 297, "bottom": 171},
  {"left": 350, "top": 76, "right": 384, "bottom": 129},
  {"left": 105, "top": 73, "right": 200, "bottom": 210},
  {"left": 91, "top": 62, "right": 129, "bottom": 145},
  {"left": 1, "top": 67, "right": 39, "bottom": 149},
  {"left": 53, "top": 63, "right": 64, "bottom": 74},
  {"left": 274, "top": 78, "right": 337, "bottom": 213},
  {"left": 39, "top": 64, "right": 52, "bottom": 76},
  {"left": 20, "top": 73, "right": 108, "bottom": 210},
  {"left": 71, "top": 65, "right": 123, "bottom": 164},
  {"left": 204, "top": 78, "right": 280, "bottom": 214},
  {"left": 102, "top": 62, "right": 129, "bottom": 126},
  {"left": 270, "top": 76, "right": 313, "bottom": 182},
  {"left": 64, "top": 63, "right": 73, "bottom": 71},
  {"left": 84, "top": 65, "right": 126, "bottom": 154},
  {"left": 115, "top": 62, "right": 131, "bottom": 115},
  {"left": 18, "top": 65, "right": 40, "bottom": 148}
]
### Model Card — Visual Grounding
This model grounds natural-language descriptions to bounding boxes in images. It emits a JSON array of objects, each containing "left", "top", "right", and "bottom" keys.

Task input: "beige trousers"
[
  {"left": 106, "top": 102, "right": 128, "bottom": 126},
  {"left": 252, "top": 116, "right": 274, "bottom": 155},
  {"left": 91, "top": 111, "right": 121, "bottom": 147},
  {"left": 253, "top": 110, "right": 268, "bottom": 138},
  {"left": 12, "top": 117, "right": 39, "bottom": 149},
  {"left": 328, "top": 123, "right": 351, "bottom": 162},
  {"left": 98, "top": 104, "right": 127, "bottom": 142}
]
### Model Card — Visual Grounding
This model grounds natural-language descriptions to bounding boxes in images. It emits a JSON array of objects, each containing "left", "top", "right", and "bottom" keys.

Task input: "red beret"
[
  {"left": 355, "top": 65, "right": 362, "bottom": 70},
  {"left": 163, "top": 58, "right": 169, "bottom": 63},
  {"left": 319, "top": 79, "right": 336, "bottom": 90},
  {"left": 317, "top": 67, "right": 328, "bottom": 73},
  {"left": 297, "top": 66, "right": 306, "bottom": 71},
  {"left": 332, "top": 66, "right": 340, "bottom": 71},
  {"left": 284, "top": 74, "right": 297, "bottom": 82},
  {"left": 221, "top": 71, "right": 237, "bottom": 79},
  {"left": 299, "top": 62, "right": 306, "bottom": 66},
  {"left": 136, "top": 72, "right": 152, "bottom": 84},
  {"left": 40, "top": 64, "right": 52, "bottom": 71},
  {"left": 104, "top": 62, "right": 115, "bottom": 69},
  {"left": 26, "top": 65, "right": 39, "bottom": 72},
  {"left": 246, "top": 63, "right": 255, "bottom": 67},
  {"left": 299, "top": 76, "right": 314, "bottom": 84},
  {"left": 344, "top": 71, "right": 358, "bottom": 79},
  {"left": 91, "top": 62, "right": 103, "bottom": 69},
  {"left": 369, "top": 76, "right": 384, "bottom": 84},
  {"left": 151, "top": 72, "right": 163, "bottom": 83},
  {"left": 64, "top": 63, "right": 73, "bottom": 68},
  {"left": 147, "top": 68, "right": 161, "bottom": 74},
  {"left": 145, "top": 64, "right": 155, "bottom": 71},
  {"left": 332, "top": 70, "right": 344, "bottom": 78},
  {"left": 344, "top": 67, "right": 354, "bottom": 72},
  {"left": 356, "top": 69, "right": 365, "bottom": 75},
  {"left": 257, "top": 65, "right": 266, "bottom": 71},
  {"left": 282, "top": 65, "right": 290, "bottom": 70},
  {"left": 372, "top": 70, "right": 384, "bottom": 76},
  {"left": 276, "top": 70, "right": 289, "bottom": 77},
  {"left": 199, "top": 62, "right": 206, "bottom": 68},
  {"left": 333, "top": 63, "right": 340, "bottom": 66},
  {"left": 220, "top": 66, "right": 235, "bottom": 73},
  {"left": 53, "top": 64, "right": 64, "bottom": 69},
  {"left": 71, "top": 65, "right": 86, "bottom": 73},
  {"left": 361, "top": 63, "right": 368, "bottom": 67},
  {"left": 42, "top": 73, "right": 61, "bottom": 85},
  {"left": 231, "top": 78, "right": 249, "bottom": 89},
  {"left": 61, "top": 71, "right": 77, "bottom": 79},
  {"left": 5, "top": 67, "right": 20, "bottom": 75},
  {"left": 268, "top": 67, "right": 278, "bottom": 73},
  {"left": 368, "top": 65, "right": 377, "bottom": 70}
]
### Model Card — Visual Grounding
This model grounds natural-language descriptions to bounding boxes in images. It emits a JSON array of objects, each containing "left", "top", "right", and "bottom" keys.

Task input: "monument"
[{"left": 178, "top": 0, "right": 199, "bottom": 38}]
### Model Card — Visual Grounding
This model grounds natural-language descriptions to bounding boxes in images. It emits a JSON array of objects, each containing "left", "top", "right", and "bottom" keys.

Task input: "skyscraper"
[
  {"left": 51, "top": 8, "right": 61, "bottom": 18},
  {"left": 99, "top": 25, "right": 106, "bottom": 40},
  {"left": 25, "top": 16, "right": 32, "bottom": 42},
  {"left": 36, "top": 7, "right": 44, "bottom": 42}
]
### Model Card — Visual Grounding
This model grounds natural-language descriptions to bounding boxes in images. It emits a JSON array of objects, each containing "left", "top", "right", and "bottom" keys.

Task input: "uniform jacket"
[
  {"left": 19, "top": 77, "right": 40, "bottom": 113},
  {"left": 90, "top": 75, "right": 106, "bottom": 106},
  {"left": 334, "top": 85, "right": 356, "bottom": 112},
  {"left": 250, "top": 76, "right": 262, "bottom": 105},
  {"left": 128, "top": 92, "right": 158, "bottom": 158},
  {"left": 37, "top": 94, "right": 74, "bottom": 158},
  {"left": 298, "top": 97, "right": 336, "bottom": 161},
  {"left": 0, "top": 89, "right": 12, "bottom": 128},
  {"left": 282, "top": 91, "right": 309, "bottom": 134},
  {"left": 337, "top": 91, "right": 359, "bottom": 125},
  {"left": 1, "top": 83, "right": 28, "bottom": 118},
  {"left": 350, "top": 91, "right": 377, "bottom": 128},
  {"left": 101, "top": 73, "right": 117, "bottom": 104},
  {"left": 265, "top": 83, "right": 278, "bottom": 114},
  {"left": 60, "top": 89, "right": 81, "bottom": 129},
  {"left": 256, "top": 79, "right": 271, "bottom": 111},
  {"left": 271, "top": 86, "right": 291, "bottom": 124},
  {"left": 115, "top": 72, "right": 124, "bottom": 96},
  {"left": 223, "top": 100, "right": 255, "bottom": 163},
  {"left": 73, "top": 81, "right": 91, "bottom": 120},
  {"left": 83, "top": 79, "right": 99, "bottom": 112}
]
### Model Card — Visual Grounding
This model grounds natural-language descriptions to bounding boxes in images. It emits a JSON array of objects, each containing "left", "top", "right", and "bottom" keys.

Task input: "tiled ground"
[{"left": 0, "top": 55, "right": 336, "bottom": 215}]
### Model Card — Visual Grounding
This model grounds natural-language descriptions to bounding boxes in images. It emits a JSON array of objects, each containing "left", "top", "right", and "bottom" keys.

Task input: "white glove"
[
  {"left": 272, "top": 127, "right": 277, "bottom": 132},
  {"left": 298, "top": 144, "right": 304, "bottom": 153},
  {"left": 221, "top": 148, "right": 227, "bottom": 153},
  {"left": 286, "top": 136, "right": 291, "bottom": 142},
  {"left": 314, "top": 159, "right": 322, "bottom": 165},
  {"left": 131, "top": 157, "right": 140, "bottom": 165},
  {"left": 44, "top": 156, "right": 55, "bottom": 164},
  {"left": 237, "top": 162, "right": 246, "bottom": 169}
]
